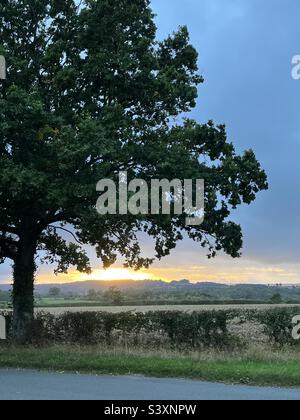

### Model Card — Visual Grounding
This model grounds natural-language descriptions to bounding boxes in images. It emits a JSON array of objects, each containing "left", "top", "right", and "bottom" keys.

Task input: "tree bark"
[{"left": 12, "top": 235, "right": 37, "bottom": 343}]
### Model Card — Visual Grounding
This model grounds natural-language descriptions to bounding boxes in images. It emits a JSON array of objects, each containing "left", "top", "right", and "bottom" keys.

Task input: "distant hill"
[
  {"left": 40, "top": 280, "right": 231, "bottom": 295},
  {"left": 1, "top": 280, "right": 300, "bottom": 303}
]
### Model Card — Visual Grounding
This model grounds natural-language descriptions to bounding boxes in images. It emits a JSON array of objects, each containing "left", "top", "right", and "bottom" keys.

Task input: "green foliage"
[
  {"left": 1, "top": 309, "right": 239, "bottom": 350},
  {"left": 2, "top": 345, "right": 300, "bottom": 387},
  {"left": 34, "top": 282, "right": 300, "bottom": 307},
  {"left": 2, "top": 307, "right": 300, "bottom": 349},
  {"left": 86, "top": 289, "right": 101, "bottom": 301},
  {"left": 104, "top": 287, "right": 124, "bottom": 305},
  {"left": 254, "top": 308, "right": 300, "bottom": 347},
  {"left": 48, "top": 287, "right": 61, "bottom": 298},
  {"left": 0, "top": 0, "right": 268, "bottom": 337},
  {"left": 0, "top": 0, "right": 267, "bottom": 271},
  {"left": 148, "top": 310, "right": 237, "bottom": 350},
  {"left": 0, "top": 290, "right": 10, "bottom": 303},
  {"left": 270, "top": 293, "right": 283, "bottom": 304}
]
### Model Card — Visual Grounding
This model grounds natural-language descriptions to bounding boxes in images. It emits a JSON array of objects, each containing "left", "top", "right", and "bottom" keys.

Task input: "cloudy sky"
[{"left": 1, "top": 0, "right": 300, "bottom": 284}]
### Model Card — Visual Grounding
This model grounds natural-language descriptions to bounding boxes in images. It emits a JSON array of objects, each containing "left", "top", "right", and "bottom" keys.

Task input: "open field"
[
  {"left": 2, "top": 302, "right": 300, "bottom": 313},
  {"left": 1, "top": 344, "right": 300, "bottom": 388},
  {"left": 34, "top": 303, "right": 300, "bottom": 314}
]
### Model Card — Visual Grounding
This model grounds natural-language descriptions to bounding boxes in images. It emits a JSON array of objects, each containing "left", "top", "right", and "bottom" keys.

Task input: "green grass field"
[{"left": 1, "top": 345, "right": 300, "bottom": 387}]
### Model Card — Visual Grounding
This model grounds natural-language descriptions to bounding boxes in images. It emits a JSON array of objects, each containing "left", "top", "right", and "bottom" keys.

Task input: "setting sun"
[
  {"left": 82, "top": 268, "right": 154, "bottom": 281},
  {"left": 68, "top": 268, "right": 157, "bottom": 283}
]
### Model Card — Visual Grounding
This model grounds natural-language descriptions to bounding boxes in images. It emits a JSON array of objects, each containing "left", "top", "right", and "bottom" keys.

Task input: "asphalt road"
[{"left": 0, "top": 369, "right": 299, "bottom": 400}]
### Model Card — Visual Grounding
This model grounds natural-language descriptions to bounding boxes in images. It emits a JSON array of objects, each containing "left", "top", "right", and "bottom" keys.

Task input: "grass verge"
[{"left": 0, "top": 345, "right": 300, "bottom": 388}]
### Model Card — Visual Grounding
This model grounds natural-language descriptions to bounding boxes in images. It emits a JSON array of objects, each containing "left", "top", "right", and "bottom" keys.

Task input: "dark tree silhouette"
[{"left": 0, "top": 0, "right": 268, "bottom": 341}]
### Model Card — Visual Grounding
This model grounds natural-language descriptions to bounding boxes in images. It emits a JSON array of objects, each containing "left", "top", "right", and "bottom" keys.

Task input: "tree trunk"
[{"left": 12, "top": 236, "right": 37, "bottom": 343}]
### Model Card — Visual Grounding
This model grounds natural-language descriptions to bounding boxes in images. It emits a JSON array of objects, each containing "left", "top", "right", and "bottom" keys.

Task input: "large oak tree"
[{"left": 0, "top": 0, "right": 268, "bottom": 341}]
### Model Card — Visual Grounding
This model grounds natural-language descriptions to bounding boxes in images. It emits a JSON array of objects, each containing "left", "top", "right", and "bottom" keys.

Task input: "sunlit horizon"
[
  {"left": 76, "top": 268, "right": 159, "bottom": 282},
  {"left": 27, "top": 262, "right": 300, "bottom": 285},
  {"left": 34, "top": 267, "right": 166, "bottom": 285},
  {"left": 1, "top": 261, "right": 300, "bottom": 286}
]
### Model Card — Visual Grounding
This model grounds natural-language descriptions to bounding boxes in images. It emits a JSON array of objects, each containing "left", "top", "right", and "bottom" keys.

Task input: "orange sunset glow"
[
  {"left": 37, "top": 267, "right": 163, "bottom": 284},
  {"left": 32, "top": 260, "right": 300, "bottom": 285}
]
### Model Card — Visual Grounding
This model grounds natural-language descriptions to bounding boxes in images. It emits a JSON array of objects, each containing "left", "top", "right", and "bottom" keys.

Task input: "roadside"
[
  {"left": 1, "top": 345, "right": 300, "bottom": 388},
  {"left": 0, "top": 369, "right": 299, "bottom": 400}
]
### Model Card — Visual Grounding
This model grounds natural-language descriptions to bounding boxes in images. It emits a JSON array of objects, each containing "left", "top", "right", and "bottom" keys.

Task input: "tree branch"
[
  {"left": 0, "top": 224, "right": 19, "bottom": 235},
  {"left": 48, "top": 225, "right": 83, "bottom": 245}
]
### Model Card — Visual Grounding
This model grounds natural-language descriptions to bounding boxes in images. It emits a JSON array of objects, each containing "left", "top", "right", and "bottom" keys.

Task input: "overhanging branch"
[{"left": 48, "top": 225, "right": 83, "bottom": 245}]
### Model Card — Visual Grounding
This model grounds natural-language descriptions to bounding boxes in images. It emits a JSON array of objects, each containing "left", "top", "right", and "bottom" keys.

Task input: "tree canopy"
[{"left": 0, "top": 0, "right": 268, "bottom": 340}]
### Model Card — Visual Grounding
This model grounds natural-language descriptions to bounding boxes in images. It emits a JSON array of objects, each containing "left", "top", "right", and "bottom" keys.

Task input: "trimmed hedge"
[
  {"left": 254, "top": 307, "right": 300, "bottom": 346},
  {"left": 1, "top": 307, "right": 300, "bottom": 348},
  {"left": 0, "top": 310, "right": 238, "bottom": 350}
]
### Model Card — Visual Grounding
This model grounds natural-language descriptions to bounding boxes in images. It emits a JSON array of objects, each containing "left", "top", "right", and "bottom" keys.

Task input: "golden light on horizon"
[
  {"left": 70, "top": 268, "right": 159, "bottom": 282},
  {"left": 34, "top": 260, "right": 300, "bottom": 285}
]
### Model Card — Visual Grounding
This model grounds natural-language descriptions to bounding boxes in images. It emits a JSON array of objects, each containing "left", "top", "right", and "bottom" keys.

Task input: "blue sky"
[
  {"left": 148, "top": 0, "right": 300, "bottom": 283},
  {"left": 1, "top": 0, "right": 300, "bottom": 284}
]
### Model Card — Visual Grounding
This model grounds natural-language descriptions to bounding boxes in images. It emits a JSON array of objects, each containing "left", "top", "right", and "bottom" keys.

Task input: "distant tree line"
[{"left": 34, "top": 283, "right": 300, "bottom": 306}]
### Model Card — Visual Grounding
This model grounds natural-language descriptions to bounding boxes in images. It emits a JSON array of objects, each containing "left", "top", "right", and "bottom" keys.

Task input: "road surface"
[{"left": 0, "top": 369, "right": 299, "bottom": 400}]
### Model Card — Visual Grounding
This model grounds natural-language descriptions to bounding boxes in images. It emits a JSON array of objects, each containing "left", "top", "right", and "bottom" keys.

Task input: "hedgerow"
[
  {"left": 253, "top": 308, "right": 300, "bottom": 346},
  {"left": 1, "top": 307, "right": 300, "bottom": 348},
  {"left": 0, "top": 310, "right": 238, "bottom": 349}
]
